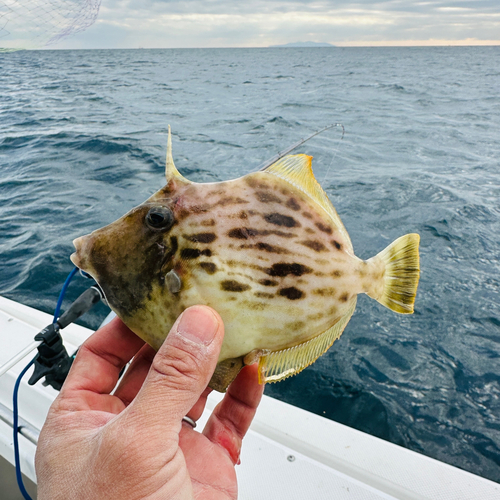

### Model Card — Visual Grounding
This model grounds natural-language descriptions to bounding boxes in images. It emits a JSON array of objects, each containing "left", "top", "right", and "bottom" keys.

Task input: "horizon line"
[{"left": 3, "top": 40, "right": 500, "bottom": 51}]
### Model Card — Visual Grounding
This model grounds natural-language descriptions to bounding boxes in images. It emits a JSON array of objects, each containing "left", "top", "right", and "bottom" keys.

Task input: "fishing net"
[{"left": 0, "top": 0, "right": 100, "bottom": 50}]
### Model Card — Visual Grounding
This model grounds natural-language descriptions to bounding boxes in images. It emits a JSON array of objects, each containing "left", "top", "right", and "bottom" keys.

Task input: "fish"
[{"left": 71, "top": 127, "right": 420, "bottom": 392}]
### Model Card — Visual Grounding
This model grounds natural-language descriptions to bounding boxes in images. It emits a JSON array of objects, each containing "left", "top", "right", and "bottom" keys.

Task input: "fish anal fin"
[
  {"left": 258, "top": 298, "right": 357, "bottom": 384},
  {"left": 264, "top": 154, "right": 353, "bottom": 253},
  {"left": 209, "top": 356, "right": 244, "bottom": 392}
]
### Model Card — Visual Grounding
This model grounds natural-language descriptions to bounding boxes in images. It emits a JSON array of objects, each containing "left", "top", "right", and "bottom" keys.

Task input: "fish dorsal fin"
[
  {"left": 258, "top": 298, "right": 357, "bottom": 383},
  {"left": 166, "top": 125, "right": 191, "bottom": 184},
  {"left": 264, "top": 154, "right": 353, "bottom": 253}
]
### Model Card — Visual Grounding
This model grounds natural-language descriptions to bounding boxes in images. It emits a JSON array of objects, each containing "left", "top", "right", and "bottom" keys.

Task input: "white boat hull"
[{"left": 0, "top": 295, "right": 498, "bottom": 499}]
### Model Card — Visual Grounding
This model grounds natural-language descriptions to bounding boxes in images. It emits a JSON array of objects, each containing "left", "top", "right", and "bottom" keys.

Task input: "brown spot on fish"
[
  {"left": 328, "top": 305, "right": 338, "bottom": 316},
  {"left": 259, "top": 279, "right": 278, "bottom": 287},
  {"left": 307, "top": 312, "right": 324, "bottom": 321},
  {"left": 255, "top": 242, "right": 290, "bottom": 254},
  {"left": 225, "top": 260, "right": 266, "bottom": 272},
  {"left": 239, "top": 242, "right": 289, "bottom": 254},
  {"left": 200, "top": 219, "right": 216, "bottom": 227},
  {"left": 303, "top": 212, "right": 313, "bottom": 219},
  {"left": 279, "top": 287, "right": 304, "bottom": 300},
  {"left": 199, "top": 262, "right": 217, "bottom": 274},
  {"left": 228, "top": 227, "right": 295, "bottom": 239},
  {"left": 245, "top": 300, "right": 268, "bottom": 311},
  {"left": 181, "top": 248, "right": 212, "bottom": 259},
  {"left": 217, "top": 196, "right": 248, "bottom": 207},
  {"left": 286, "top": 198, "right": 301, "bottom": 211},
  {"left": 315, "top": 222, "right": 333, "bottom": 234},
  {"left": 332, "top": 240, "right": 342, "bottom": 251},
  {"left": 331, "top": 270, "right": 343, "bottom": 278},
  {"left": 228, "top": 227, "right": 259, "bottom": 239},
  {"left": 245, "top": 177, "right": 270, "bottom": 189},
  {"left": 255, "top": 291, "right": 274, "bottom": 299},
  {"left": 221, "top": 280, "right": 251, "bottom": 292},
  {"left": 177, "top": 208, "right": 190, "bottom": 220},
  {"left": 264, "top": 229, "right": 295, "bottom": 239},
  {"left": 267, "top": 263, "right": 312, "bottom": 277},
  {"left": 184, "top": 232, "right": 217, "bottom": 244},
  {"left": 163, "top": 236, "right": 178, "bottom": 263},
  {"left": 191, "top": 204, "right": 210, "bottom": 213},
  {"left": 313, "top": 287, "right": 337, "bottom": 297},
  {"left": 305, "top": 228, "right": 315, "bottom": 234},
  {"left": 299, "top": 240, "right": 328, "bottom": 253},
  {"left": 264, "top": 213, "right": 300, "bottom": 228},
  {"left": 239, "top": 211, "right": 248, "bottom": 219},
  {"left": 286, "top": 320, "right": 305, "bottom": 331},
  {"left": 227, "top": 227, "right": 258, "bottom": 240},
  {"left": 207, "top": 188, "right": 225, "bottom": 197},
  {"left": 339, "top": 292, "right": 350, "bottom": 302},
  {"left": 256, "top": 191, "right": 282, "bottom": 203}
]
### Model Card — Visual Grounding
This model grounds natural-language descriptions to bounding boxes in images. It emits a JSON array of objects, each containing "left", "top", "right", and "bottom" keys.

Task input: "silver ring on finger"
[{"left": 182, "top": 416, "right": 197, "bottom": 429}]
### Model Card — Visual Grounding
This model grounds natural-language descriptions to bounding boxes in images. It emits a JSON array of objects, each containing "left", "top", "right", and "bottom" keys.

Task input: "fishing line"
[
  {"left": 257, "top": 124, "right": 340, "bottom": 171},
  {"left": 321, "top": 123, "right": 345, "bottom": 186}
]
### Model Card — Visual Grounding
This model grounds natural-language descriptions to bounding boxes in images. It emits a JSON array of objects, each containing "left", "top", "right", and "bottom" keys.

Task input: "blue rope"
[
  {"left": 53, "top": 267, "right": 78, "bottom": 323},
  {"left": 13, "top": 357, "right": 36, "bottom": 500},
  {"left": 13, "top": 266, "right": 78, "bottom": 500}
]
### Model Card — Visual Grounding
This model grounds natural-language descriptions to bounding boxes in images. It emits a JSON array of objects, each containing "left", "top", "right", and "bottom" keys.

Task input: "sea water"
[{"left": 1, "top": 46, "right": 499, "bottom": 482}]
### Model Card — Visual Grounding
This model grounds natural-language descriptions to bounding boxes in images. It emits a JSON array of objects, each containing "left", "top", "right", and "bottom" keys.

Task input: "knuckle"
[{"left": 151, "top": 344, "right": 204, "bottom": 391}]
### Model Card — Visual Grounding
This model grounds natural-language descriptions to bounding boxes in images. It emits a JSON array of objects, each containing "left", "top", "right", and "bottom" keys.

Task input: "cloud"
[{"left": 3, "top": 0, "right": 499, "bottom": 49}]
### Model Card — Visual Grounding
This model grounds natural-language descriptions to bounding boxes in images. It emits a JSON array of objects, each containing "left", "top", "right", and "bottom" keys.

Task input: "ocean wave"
[{"left": 2, "top": 46, "right": 500, "bottom": 482}]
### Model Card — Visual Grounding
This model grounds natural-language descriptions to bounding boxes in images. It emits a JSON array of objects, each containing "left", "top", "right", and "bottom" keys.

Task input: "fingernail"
[{"left": 177, "top": 306, "right": 218, "bottom": 345}]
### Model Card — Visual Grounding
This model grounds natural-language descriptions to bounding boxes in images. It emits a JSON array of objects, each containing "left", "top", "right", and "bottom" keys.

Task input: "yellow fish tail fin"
[{"left": 369, "top": 233, "right": 420, "bottom": 314}]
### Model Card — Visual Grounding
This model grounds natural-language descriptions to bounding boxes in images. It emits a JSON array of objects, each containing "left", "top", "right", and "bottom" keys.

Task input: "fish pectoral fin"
[
  {"left": 258, "top": 298, "right": 357, "bottom": 384},
  {"left": 209, "top": 356, "right": 244, "bottom": 393},
  {"left": 264, "top": 154, "right": 353, "bottom": 253}
]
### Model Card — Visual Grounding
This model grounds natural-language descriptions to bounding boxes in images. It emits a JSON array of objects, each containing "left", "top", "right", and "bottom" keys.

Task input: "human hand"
[{"left": 35, "top": 305, "right": 264, "bottom": 499}]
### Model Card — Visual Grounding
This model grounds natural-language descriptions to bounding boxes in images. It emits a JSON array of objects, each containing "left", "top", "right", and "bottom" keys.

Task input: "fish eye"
[{"left": 145, "top": 206, "right": 174, "bottom": 230}]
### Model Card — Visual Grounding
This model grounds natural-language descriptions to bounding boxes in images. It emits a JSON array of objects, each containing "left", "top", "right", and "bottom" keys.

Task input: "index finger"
[{"left": 62, "top": 317, "right": 145, "bottom": 396}]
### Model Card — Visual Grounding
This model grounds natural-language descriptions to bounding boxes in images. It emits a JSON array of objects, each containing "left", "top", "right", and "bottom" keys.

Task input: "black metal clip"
[
  {"left": 27, "top": 286, "right": 103, "bottom": 391},
  {"left": 28, "top": 323, "right": 73, "bottom": 391}
]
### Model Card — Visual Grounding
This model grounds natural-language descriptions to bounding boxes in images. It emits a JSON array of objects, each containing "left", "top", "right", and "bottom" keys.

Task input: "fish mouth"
[
  {"left": 70, "top": 235, "right": 91, "bottom": 274},
  {"left": 70, "top": 251, "right": 81, "bottom": 269}
]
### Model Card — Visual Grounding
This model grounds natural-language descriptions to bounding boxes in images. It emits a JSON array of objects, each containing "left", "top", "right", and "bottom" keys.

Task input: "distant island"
[{"left": 269, "top": 41, "right": 335, "bottom": 48}]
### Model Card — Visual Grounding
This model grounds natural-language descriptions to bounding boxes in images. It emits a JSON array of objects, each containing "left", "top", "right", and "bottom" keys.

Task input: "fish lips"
[{"left": 70, "top": 234, "right": 96, "bottom": 279}]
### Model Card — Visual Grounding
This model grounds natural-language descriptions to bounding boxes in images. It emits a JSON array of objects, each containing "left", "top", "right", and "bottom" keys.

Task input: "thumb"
[{"left": 125, "top": 305, "right": 224, "bottom": 431}]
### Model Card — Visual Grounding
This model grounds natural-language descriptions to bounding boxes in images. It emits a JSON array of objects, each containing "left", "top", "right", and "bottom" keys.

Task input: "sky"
[{"left": 1, "top": 0, "right": 500, "bottom": 49}]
